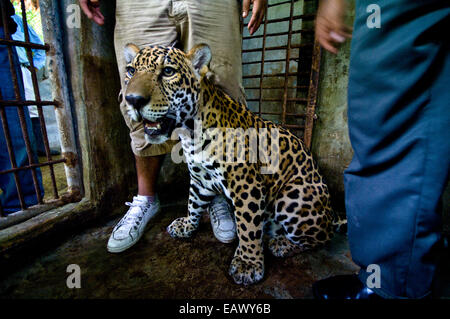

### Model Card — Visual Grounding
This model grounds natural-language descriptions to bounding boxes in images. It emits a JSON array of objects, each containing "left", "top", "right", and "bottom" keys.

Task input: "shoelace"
[
  {"left": 210, "top": 201, "right": 230, "bottom": 224},
  {"left": 118, "top": 200, "right": 148, "bottom": 228}
]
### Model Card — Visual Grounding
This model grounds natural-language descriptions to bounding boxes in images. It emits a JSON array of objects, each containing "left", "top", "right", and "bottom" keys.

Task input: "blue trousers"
[
  {"left": 0, "top": 27, "right": 44, "bottom": 212},
  {"left": 345, "top": 1, "right": 450, "bottom": 298}
]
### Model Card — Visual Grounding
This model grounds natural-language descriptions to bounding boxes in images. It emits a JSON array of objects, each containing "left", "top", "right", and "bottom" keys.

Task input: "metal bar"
[
  {"left": 244, "top": 85, "right": 310, "bottom": 90},
  {"left": 242, "top": 29, "right": 314, "bottom": 40},
  {"left": 20, "top": 0, "right": 59, "bottom": 199},
  {"left": 0, "top": 1, "right": 42, "bottom": 205},
  {"left": 41, "top": 0, "right": 83, "bottom": 199},
  {"left": 243, "top": 71, "right": 309, "bottom": 79},
  {"left": 0, "top": 38, "right": 49, "bottom": 50},
  {"left": 0, "top": 100, "right": 59, "bottom": 107},
  {"left": 242, "top": 56, "right": 310, "bottom": 65},
  {"left": 268, "top": 0, "right": 292, "bottom": 7},
  {"left": 281, "top": 0, "right": 296, "bottom": 125},
  {"left": 303, "top": 40, "right": 322, "bottom": 148},
  {"left": 260, "top": 111, "right": 306, "bottom": 117},
  {"left": 247, "top": 97, "right": 308, "bottom": 102},
  {"left": 243, "top": 14, "right": 315, "bottom": 27},
  {"left": 242, "top": 43, "right": 312, "bottom": 53},
  {"left": 0, "top": 158, "right": 66, "bottom": 175},
  {"left": 258, "top": 2, "right": 269, "bottom": 116},
  {"left": 0, "top": 92, "right": 26, "bottom": 210}
]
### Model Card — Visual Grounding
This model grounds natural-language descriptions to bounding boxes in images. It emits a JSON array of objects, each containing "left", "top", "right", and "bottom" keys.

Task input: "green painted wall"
[{"left": 311, "top": 1, "right": 355, "bottom": 213}]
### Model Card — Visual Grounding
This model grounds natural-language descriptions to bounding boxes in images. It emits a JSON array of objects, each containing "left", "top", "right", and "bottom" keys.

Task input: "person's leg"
[
  {"left": 135, "top": 154, "right": 164, "bottom": 196},
  {"left": 107, "top": 0, "right": 180, "bottom": 252},
  {"left": 115, "top": 0, "right": 179, "bottom": 198},
  {"left": 169, "top": 0, "right": 243, "bottom": 243},
  {"left": 344, "top": 1, "right": 450, "bottom": 298},
  {"left": 179, "top": 0, "right": 245, "bottom": 104}
]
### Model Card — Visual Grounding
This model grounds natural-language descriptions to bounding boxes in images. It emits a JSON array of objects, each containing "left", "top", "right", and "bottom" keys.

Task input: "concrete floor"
[{"left": 0, "top": 203, "right": 360, "bottom": 299}]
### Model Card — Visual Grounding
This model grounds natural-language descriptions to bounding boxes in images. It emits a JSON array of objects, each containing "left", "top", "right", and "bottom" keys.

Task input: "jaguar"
[{"left": 122, "top": 43, "right": 346, "bottom": 285}]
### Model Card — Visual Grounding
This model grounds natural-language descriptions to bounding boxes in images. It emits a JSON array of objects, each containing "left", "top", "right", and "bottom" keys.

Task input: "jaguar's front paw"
[
  {"left": 229, "top": 255, "right": 264, "bottom": 286},
  {"left": 167, "top": 217, "right": 197, "bottom": 238},
  {"left": 268, "top": 235, "right": 302, "bottom": 257}
]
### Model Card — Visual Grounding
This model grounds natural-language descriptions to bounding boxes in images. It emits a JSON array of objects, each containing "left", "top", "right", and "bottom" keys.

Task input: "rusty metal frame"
[
  {"left": 303, "top": 40, "right": 322, "bottom": 148},
  {"left": 0, "top": 0, "right": 82, "bottom": 228},
  {"left": 242, "top": 0, "right": 321, "bottom": 148}
]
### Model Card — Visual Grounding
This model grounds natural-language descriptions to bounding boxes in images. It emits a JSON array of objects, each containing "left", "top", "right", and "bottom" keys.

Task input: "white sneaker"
[
  {"left": 107, "top": 195, "right": 160, "bottom": 253},
  {"left": 209, "top": 195, "right": 236, "bottom": 243}
]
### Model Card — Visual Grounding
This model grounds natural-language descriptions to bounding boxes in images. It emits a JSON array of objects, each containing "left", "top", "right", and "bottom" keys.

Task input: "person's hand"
[
  {"left": 79, "top": 0, "right": 105, "bottom": 26},
  {"left": 315, "top": 0, "right": 352, "bottom": 54},
  {"left": 243, "top": 0, "right": 266, "bottom": 35}
]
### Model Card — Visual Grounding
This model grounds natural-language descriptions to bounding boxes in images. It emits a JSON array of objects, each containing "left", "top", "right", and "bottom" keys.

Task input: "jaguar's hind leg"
[
  {"left": 271, "top": 179, "right": 334, "bottom": 254},
  {"left": 268, "top": 235, "right": 303, "bottom": 257}
]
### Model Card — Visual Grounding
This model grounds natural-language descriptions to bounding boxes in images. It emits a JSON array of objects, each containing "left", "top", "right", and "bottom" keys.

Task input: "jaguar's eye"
[
  {"left": 162, "top": 67, "right": 176, "bottom": 77},
  {"left": 126, "top": 66, "right": 135, "bottom": 77}
]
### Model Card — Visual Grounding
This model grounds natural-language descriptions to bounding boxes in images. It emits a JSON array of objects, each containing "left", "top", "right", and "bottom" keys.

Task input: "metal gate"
[
  {"left": 242, "top": 0, "right": 321, "bottom": 148},
  {"left": 0, "top": 0, "right": 81, "bottom": 229}
]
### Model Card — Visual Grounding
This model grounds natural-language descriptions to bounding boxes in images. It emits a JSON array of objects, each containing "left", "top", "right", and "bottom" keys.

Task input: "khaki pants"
[{"left": 114, "top": 0, "right": 244, "bottom": 156}]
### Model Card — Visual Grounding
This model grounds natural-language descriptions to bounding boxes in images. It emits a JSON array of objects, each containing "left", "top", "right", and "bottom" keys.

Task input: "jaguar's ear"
[
  {"left": 187, "top": 44, "right": 211, "bottom": 78},
  {"left": 124, "top": 43, "right": 140, "bottom": 64}
]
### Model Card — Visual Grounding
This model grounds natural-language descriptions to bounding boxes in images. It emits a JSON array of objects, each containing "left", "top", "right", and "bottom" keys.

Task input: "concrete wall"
[
  {"left": 311, "top": 1, "right": 355, "bottom": 213},
  {"left": 59, "top": 0, "right": 136, "bottom": 208}
]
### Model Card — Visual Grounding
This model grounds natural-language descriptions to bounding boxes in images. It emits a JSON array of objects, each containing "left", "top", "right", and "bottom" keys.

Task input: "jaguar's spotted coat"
[{"left": 122, "top": 43, "right": 346, "bottom": 285}]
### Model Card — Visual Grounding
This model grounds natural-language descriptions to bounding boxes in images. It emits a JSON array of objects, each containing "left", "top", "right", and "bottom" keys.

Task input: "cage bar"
[
  {"left": 243, "top": 14, "right": 315, "bottom": 27},
  {"left": 0, "top": 100, "right": 60, "bottom": 107},
  {"left": 0, "top": 91, "right": 26, "bottom": 211},
  {"left": 281, "top": 0, "right": 296, "bottom": 125},
  {"left": 0, "top": 1, "right": 43, "bottom": 204},
  {"left": 303, "top": 41, "right": 322, "bottom": 148},
  {"left": 258, "top": 1, "right": 269, "bottom": 116},
  {"left": 242, "top": 0, "right": 321, "bottom": 145},
  {"left": 0, "top": 0, "right": 82, "bottom": 224},
  {"left": 19, "top": 0, "right": 59, "bottom": 199}
]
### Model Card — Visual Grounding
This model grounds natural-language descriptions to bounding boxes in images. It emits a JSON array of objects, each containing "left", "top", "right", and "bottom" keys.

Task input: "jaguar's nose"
[{"left": 125, "top": 94, "right": 150, "bottom": 109}]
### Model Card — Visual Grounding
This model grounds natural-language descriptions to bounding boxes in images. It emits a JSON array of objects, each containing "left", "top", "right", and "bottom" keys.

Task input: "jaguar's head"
[{"left": 122, "top": 43, "right": 212, "bottom": 144}]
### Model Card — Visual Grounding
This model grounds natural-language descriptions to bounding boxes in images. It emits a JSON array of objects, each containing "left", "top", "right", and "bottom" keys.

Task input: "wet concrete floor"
[{"left": 0, "top": 203, "right": 448, "bottom": 299}]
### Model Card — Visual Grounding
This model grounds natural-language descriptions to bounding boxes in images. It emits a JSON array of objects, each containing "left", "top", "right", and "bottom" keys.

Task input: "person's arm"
[
  {"left": 79, "top": 0, "right": 104, "bottom": 25},
  {"left": 242, "top": 0, "right": 266, "bottom": 35},
  {"left": 28, "top": 23, "right": 46, "bottom": 70},
  {"left": 315, "top": 0, "right": 352, "bottom": 54}
]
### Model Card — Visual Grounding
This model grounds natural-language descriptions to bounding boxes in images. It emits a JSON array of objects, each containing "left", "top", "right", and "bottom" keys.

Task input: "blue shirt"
[{"left": 11, "top": 15, "right": 45, "bottom": 70}]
